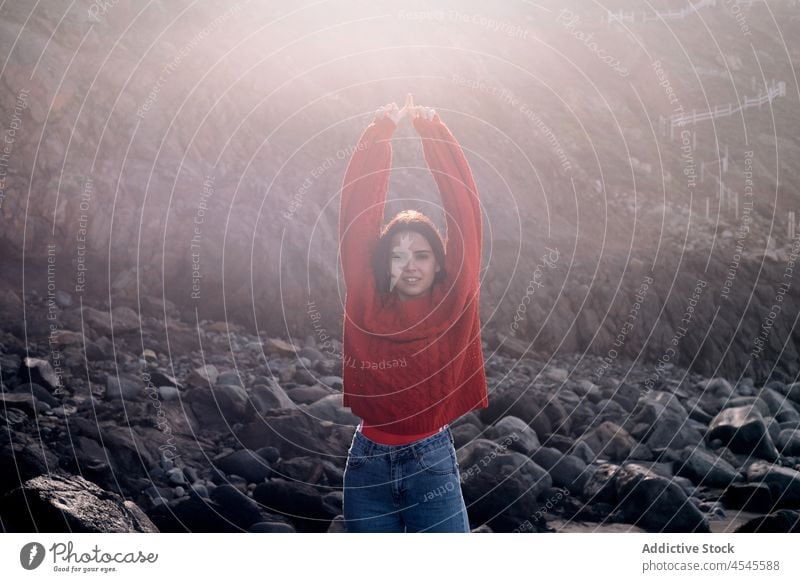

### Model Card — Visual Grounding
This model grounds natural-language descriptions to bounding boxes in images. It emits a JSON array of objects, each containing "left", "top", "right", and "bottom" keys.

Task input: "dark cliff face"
[{"left": 1, "top": 0, "right": 797, "bottom": 383}]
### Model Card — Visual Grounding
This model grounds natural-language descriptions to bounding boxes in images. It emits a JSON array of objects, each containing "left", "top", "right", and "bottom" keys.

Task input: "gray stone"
[
  {"left": 582, "top": 462, "right": 620, "bottom": 504},
  {"left": 21, "top": 357, "right": 60, "bottom": 390},
  {"left": 0, "top": 473, "right": 158, "bottom": 532},
  {"left": 776, "top": 408, "right": 800, "bottom": 423},
  {"left": 187, "top": 364, "right": 219, "bottom": 387},
  {"left": 455, "top": 439, "right": 552, "bottom": 530},
  {"left": 215, "top": 383, "right": 249, "bottom": 416},
  {"left": 573, "top": 379, "right": 602, "bottom": 400},
  {"left": 83, "top": 306, "right": 140, "bottom": 334},
  {"left": 251, "top": 379, "right": 296, "bottom": 413},
  {"left": 614, "top": 463, "right": 710, "bottom": 532},
  {"left": 530, "top": 447, "right": 588, "bottom": 494},
  {"left": 318, "top": 376, "right": 343, "bottom": 390},
  {"left": 13, "top": 383, "right": 60, "bottom": 407},
  {"left": 490, "top": 415, "right": 539, "bottom": 455},
  {"left": 776, "top": 429, "right": 800, "bottom": 456},
  {"left": 708, "top": 405, "right": 780, "bottom": 461},
  {"left": 216, "top": 371, "right": 244, "bottom": 387},
  {"left": 105, "top": 374, "right": 142, "bottom": 401},
  {"left": 214, "top": 449, "right": 272, "bottom": 483},
  {"left": 787, "top": 382, "right": 800, "bottom": 406},
  {"left": 675, "top": 446, "right": 741, "bottom": 487},
  {"left": 735, "top": 510, "right": 800, "bottom": 532},
  {"left": 759, "top": 387, "right": 792, "bottom": 416},
  {"left": 167, "top": 467, "right": 186, "bottom": 485},
  {"left": 304, "top": 394, "right": 358, "bottom": 425},
  {"left": 235, "top": 410, "right": 352, "bottom": 459},
  {"left": 650, "top": 391, "right": 688, "bottom": 417},
  {"left": 609, "top": 382, "right": 640, "bottom": 412},
  {"left": 158, "top": 386, "right": 180, "bottom": 401},
  {"left": 286, "top": 383, "right": 336, "bottom": 405},
  {"left": 723, "top": 483, "right": 773, "bottom": 512},
  {"left": 577, "top": 421, "right": 636, "bottom": 462},
  {"left": 253, "top": 478, "right": 340, "bottom": 532},
  {"left": 700, "top": 377, "right": 733, "bottom": 398},
  {"left": 645, "top": 411, "right": 704, "bottom": 451},
  {"left": 570, "top": 441, "right": 596, "bottom": 464},
  {"left": 55, "top": 289, "right": 73, "bottom": 307},
  {"left": 746, "top": 461, "right": 800, "bottom": 507},
  {"left": 724, "top": 396, "right": 770, "bottom": 417}
]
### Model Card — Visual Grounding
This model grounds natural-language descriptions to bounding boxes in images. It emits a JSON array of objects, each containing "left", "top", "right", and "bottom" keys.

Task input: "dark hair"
[{"left": 371, "top": 209, "right": 446, "bottom": 297}]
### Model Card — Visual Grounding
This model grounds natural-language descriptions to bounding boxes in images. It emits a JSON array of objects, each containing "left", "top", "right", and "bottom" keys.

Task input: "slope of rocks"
[{"left": 2, "top": 292, "right": 800, "bottom": 533}]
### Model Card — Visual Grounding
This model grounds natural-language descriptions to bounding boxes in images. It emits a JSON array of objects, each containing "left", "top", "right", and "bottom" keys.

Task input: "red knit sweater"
[{"left": 339, "top": 111, "right": 488, "bottom": 440}]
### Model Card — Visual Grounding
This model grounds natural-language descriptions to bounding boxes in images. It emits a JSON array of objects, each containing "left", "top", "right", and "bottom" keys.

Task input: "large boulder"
[
  {"left": 614, "top": 463, "right": 710, "bottom": 532},
  {"left": 0, "top": 438, "right": 60, "bottom": 496},
  {"left": 674, "top": 446, "right": 741, "bottom": 487},
  {"left": 13, "top": 382, "right": 60, "bottom": 407},
  {"left": 707, "top": 405, "right": 780, "bottom": 461},
  {"left": 723, "top": 483, "right": 774, "bottom": 513},
  {"left": 304, "top": 394, "right": 358, "bottom": 425},
  {"left": 0, "top": 473, "right": 158, "bottom": 532},
  {"left": 786, "top": 382, "right": 800, "bottom": 406},
  {"left": 146, "top": 493, "right": 288, "bottom": 533},
  {"left": 213, "top": 449, "right": 272, "bottom": 483},
  {"left": 0, "top": 392, "right": 49, "bottom": 416},
  {"left": 645, "top": 411, "right": 705, "bottom": 451},
  {"left": 746, "top": 461, "right": 800, "bottom": 507},
  {"left": 105, "top": 373, "right": 142, "bottom": 401},
  {"left": 235, "top": 410, "right": 353, "bottom": 459},
  {"left": 186, "top": 381, "right": 248, "bottom": 428},
  {"left": 19, "top": 357, "right": 60, "bottom": 390},
  {"left": 186, "top": 364, "right": 219, "bottom": 387},
  {"left": 776, "top": 429, "right": 800, "bottom": 456},
  {"left": 530, "top": 447, "right": 589, "bottom": 494},
  {"left": 489, "top": 415, "right": 539, "bottom": 456},
  {"left": 456, "top": 438, "right": 552, "bottom": 531},
  {"left": 250, "top": 379, "right": 296, "bottom": 413},
  {"left": 581, "top": 462, "right": 620, "bottom": 505},
  {"left": 577, "top": 421, "right": 637, "bottom": 462},
  {"left": 253, "top": 478, "right": 341, "bottom": 533},
  {"left": 735, "top": 510, "right": 800, "bottom": 533}
]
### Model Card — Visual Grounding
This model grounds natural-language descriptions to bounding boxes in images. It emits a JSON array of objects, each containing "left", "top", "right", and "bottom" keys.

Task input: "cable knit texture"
[{"left": 339, "top": 112, "right": 488, "bottom": 435}]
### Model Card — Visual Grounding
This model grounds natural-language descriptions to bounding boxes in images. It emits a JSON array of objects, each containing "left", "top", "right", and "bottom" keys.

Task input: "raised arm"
[
  {"left": 338, "top": 113, "right": 397, "bottom": 306},
  {"left": 412, "top": 112, "right": 482, "bottom": 309}
]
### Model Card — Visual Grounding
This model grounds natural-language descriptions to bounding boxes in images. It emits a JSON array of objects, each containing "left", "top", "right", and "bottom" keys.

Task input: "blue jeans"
[{"left": 343, "top": 424, "right": 471, "bottom": 532}]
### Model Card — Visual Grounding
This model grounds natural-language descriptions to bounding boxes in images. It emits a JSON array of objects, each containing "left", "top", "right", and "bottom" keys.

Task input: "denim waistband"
[{"left": 352, "top": 423, "right": 453, "bottom": 459}]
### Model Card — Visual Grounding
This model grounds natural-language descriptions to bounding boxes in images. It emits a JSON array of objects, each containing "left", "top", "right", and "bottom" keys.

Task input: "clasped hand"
[{"left": 374, "top": 93, "right": 435, "bottom": 125}]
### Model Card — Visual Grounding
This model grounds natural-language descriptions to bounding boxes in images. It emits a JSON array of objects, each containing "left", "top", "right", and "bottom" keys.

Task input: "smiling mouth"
[{"left": 403, "top": 277, "right": 421, "bottom": 284}]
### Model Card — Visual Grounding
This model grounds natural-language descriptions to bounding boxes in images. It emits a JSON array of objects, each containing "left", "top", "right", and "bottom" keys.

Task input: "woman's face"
[{"left": 389, "top": 230, "right": 441, "bottom": 301}]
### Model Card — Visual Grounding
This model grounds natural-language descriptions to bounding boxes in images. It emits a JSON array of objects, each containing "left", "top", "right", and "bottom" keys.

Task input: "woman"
[{"left": 339, "top": 94, "right": 488, "bottom": 532}]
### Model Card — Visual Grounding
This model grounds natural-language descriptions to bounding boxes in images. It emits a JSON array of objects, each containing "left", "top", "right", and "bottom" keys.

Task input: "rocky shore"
[{"left": 2, "top": 289, "right": 799, "bottom": 533}]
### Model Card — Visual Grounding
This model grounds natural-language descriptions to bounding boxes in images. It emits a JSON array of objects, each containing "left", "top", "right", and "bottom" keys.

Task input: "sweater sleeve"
[
  {"left": 339, "top": 115, "right": 397, "bottom": 309},
  {"left": 412, "top": 113, "right": 482, "bottom": 309}
]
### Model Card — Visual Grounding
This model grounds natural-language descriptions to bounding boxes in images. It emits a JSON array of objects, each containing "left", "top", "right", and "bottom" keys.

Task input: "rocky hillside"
[
  {"left": 1, "top": 0, "right": 798, "bottom": 382},
  {"left": 2, "top": 295, "right": 800, "bottom": 532},
  {"left": 1, "top": 0, "right": 799, "bottom": 532}
]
